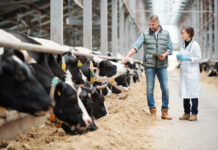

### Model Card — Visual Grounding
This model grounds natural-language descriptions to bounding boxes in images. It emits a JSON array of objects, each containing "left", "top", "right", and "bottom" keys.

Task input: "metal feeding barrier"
[{"left": 0, "top": 40, "right": 142, "bottom": 63}]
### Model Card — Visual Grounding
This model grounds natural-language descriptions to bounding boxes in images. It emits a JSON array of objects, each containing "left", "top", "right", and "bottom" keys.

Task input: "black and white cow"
[
  {"left": 95, "top": 70, "right": 131, "bottom": 95},
  {"left": 125, "top": 61, "right": 140, "bottom": 83},
  {"left": 57, "top": 52, "right": 87, "bottom": 85},
  {"left": 80, "top": 56, "right": 127, "bottom": 83},
  {"left": 0, "top": 29, "right": 94, "bottom": 133},
  {"left": 208, "top": 62, "right": 218, "bottom": 77},
  {"left": 200, "top": 62, "right": 210, "bottom": 72},
  {"left": 0, "top": 50, "right": 51, "bottom": 115},
  {"left": 56, "top": 51, "right": 108, "bottom": 120},
  {"left": 31, "top": 63, "right": 92, "bottom": 133}
]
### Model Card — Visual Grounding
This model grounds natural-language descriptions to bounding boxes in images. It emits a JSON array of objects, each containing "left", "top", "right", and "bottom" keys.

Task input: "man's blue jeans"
[{"left": 145, "top": 67, "right": 169, "bottom": 109}]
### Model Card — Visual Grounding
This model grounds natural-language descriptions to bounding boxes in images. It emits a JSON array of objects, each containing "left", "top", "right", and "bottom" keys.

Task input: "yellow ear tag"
[
  {"left": 56, "top": 120, "right": 63, "bottom": 128},
  {"left": 90, "top": 77, "right": 94, "bottom": 83},
  {"left": 77, "top": 60, "right": 83, "bottom": 67},
  {"left": 61, "top": 63, "right": 66, "bottom": 72},
  {"left": 49, "top": 113, "right": 56, "bottom": 122},
  {"left": 110, "top": 78, "right": 115, "bottom": 85},
  {"left": 57, "top": 90, "right": 61, "bottom": 96}
]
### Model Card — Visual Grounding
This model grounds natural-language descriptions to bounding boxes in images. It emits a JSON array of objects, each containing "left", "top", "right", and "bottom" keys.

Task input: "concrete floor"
[{"left": 148, "top": 71, "right": 218, "bottom": 150}]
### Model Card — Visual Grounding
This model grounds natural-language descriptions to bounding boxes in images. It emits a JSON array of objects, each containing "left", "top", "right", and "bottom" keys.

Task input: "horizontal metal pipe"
[{"left": 0, "top": 40, "right": 142, "bottom": 63}]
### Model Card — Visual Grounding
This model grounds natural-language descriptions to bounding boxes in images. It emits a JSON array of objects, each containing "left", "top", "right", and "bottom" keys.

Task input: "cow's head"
[
  {"left": 31, "top": 63, "right": 92, "bottom": 133},
  {"left": 58, "top": 52, "right": 87, "bottom": 85},
  {"left": 81, "top": 56, "right": 127, "bottom": 83},
  {"left": 91, "top": 87, "right": 108, "bottom": 119},
  {"left": 0, "top": 51, "right": 51, "bottom": 115},
  {"left": 54, "top": 82, "right": 91, "bottom": 130}
]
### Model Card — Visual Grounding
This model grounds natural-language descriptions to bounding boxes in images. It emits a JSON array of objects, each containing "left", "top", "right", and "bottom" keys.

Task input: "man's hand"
[
  {"left": 157, "top": 52, "right": 170, "bottom": 61},
  {"left": 121, "top": 56, "right": 129, "bottom": 64},
  {"left": 158, "top": 55, "right": 166, "bottom": 61},
  {"left": 121, "top": 48, "right": 136, "bottom": 64}
]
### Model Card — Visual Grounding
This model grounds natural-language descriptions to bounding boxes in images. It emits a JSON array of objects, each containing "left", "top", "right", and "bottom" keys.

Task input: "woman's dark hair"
[{"left": 181, "top": 26, "right": 194, "bottom": 38}]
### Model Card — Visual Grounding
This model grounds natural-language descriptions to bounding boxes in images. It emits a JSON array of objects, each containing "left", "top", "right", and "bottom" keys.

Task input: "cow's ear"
[
  {"left": 55, "top": 81, "right": 66, "bottom": 93},
  {"left": 76, "top": 56, "right": 87, "bottom": 64},
  {"left": 63, "top": 51, "right": 72, "bottom": 56},
  {"left": 67, "top": 57, "right": 77, "bottom": 65}
]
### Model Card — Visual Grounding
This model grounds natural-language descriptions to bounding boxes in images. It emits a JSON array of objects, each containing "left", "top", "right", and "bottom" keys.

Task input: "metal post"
[
  {"left": 124, "top": 15, "right": 129, "bottom": 55},
  {"left": 100, "top": 0, "right": 108, "bottom": 55},
  {"left": 119, "top": 1, "right": 124, "bottom": 55},
  {"left": 200, "top": 0, "right": 204, "bottom": 58},
  {"left": 215, "top": 0, "right": 218, "bottom": 58},
  {"left": 204, "top": 0, "right": 207, "bottom": 58},
  {"left": 50, "top": 0, "right": 63, "bottom": 45},
  {"left": 196, "top": 0, "right": 200, "bottom": 42},
  {"left": 83, "top": 0, "right": 92, "bottom": 49},
  {"left": 208, "top": 0, "right": 213, "bottom": 58},
  {"left": 112, "top": 0, "right": 118, "bottom": 56}
]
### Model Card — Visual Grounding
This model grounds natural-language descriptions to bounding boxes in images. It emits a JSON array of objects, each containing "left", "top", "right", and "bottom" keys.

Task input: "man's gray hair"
[{"left": 149, "top": 15, "right": 159, "bottom": 22}]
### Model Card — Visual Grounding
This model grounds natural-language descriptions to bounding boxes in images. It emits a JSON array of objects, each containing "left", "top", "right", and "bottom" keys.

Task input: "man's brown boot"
[
  {"left": 149, "top": 108, "right": 156, "bottom": 120},
  {"left": 189, "top": 114, "right": 197, "bottom": 121},
  {"left": 179, "top": 114, "right": 190, "bottom": 120},
  {"left": 161, "top": 109, "right": 172, "bottom": 120}
]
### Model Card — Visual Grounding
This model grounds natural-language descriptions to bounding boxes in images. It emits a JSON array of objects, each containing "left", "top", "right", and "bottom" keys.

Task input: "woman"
[{"left": 176, "top": 26, "right": 201, "bottom": 121}]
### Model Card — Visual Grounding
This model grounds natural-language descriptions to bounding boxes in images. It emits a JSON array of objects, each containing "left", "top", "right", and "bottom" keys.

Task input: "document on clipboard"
[{"left": 153, "top": 52, "right": 164, "bottom": 57}]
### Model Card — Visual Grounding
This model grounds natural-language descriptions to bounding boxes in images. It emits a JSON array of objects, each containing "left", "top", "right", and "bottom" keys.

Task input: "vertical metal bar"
[
  {"left": 112, "top": 0, "right": 118, "bottom": 56},
  {"left": 200, "top": 0, "right": 204, "bottom": 58},
  {"left": 215, "top": 0, "right": 218, "bottom": 58},
  {"left": 83, "top": 0, "right": 92, "bottom": 49},
  {"left": 196, "top": 0, "right": 200, "bottom": 42},
  {"left": 100, "top": 0, "right": 108, "bottom": 55},
  {"left": 208, "top": 0, "right": 213, "bottom": 58},
  {"left": 119, "top": 1, "right": 124, "bottom": 55},
  {"left": 50, "top": 0, "right": 63, "bottom": 45},
  {"left": 124, "top": 15, "right": 129, "bottom": 55}
]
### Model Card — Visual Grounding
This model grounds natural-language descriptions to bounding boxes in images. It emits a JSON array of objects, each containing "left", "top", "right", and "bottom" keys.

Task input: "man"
[{"left": 122, "top": 15, "right": 173, "bottom": 120}]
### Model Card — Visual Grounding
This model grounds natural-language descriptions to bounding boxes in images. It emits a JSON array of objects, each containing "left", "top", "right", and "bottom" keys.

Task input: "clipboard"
[{"left": 153, "top": 52, "right": 163, "bottom": 57}]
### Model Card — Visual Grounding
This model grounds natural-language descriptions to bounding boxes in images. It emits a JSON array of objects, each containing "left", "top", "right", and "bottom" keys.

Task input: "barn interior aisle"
[
  {"left": 1, "top": 66, "right": 218, "bottom": 150},
  {"left": 0, "top": 0, "right": 218, "bottom": 149},
  {"left": 147, "top": 69, "right": 218, "bottom": 150},
  {"left": 0, "top": 75, "right": 154, "bottom": 150}
]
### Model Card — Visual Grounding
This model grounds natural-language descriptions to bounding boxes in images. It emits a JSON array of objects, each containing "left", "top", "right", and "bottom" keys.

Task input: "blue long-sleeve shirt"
[{"left": 132, "top": 33, "right": 173, "bottom": 55}]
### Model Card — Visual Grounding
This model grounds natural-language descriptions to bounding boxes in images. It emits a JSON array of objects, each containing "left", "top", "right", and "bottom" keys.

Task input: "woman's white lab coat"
[{"left": 179, "top": 40, "right": 202, "bottom": 99}]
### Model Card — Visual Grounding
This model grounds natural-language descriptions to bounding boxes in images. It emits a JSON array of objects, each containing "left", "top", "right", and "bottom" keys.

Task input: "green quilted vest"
[{"left": 143, "top": 25, "right": 169, "bottom": 68}]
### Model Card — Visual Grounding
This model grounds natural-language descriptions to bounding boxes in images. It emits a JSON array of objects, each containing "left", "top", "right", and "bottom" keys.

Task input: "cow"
[
  {"left": 56, "top": 51, "right": 108, "bottom": 120},
  {"left": 80, "top": 56, "right": 127, "bottom": 83},
  {"left": 0, "top": 29, "right": 93, "bottom": 134},
  {"left": 208, "top": 62, "right": 218, "bottom": 77},
  {"left": 57, "top": 52, "right": 87, "bottom": 85},
  {"left": 31, "top": 63, "right": 92, "bottom": 134},
  {"left": 94, "top": 70, "right": 131, "bottom": 95},
  {"left": 0, "top": 50, "right": 51, "bottom": 115},
  {"left": 125, "top": 61, "right": 140, "bottom": 83},
  {"left": 200, "top": 62, "right": 210, "bottom": 72}
]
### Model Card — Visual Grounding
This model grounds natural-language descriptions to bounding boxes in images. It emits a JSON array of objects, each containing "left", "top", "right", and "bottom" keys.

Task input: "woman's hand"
[
  {"left": 180, "top": 56, "right": 191, "bottom": 61},
  {"left": 176, "top": 54, "right": 181, "bottom": 61}
]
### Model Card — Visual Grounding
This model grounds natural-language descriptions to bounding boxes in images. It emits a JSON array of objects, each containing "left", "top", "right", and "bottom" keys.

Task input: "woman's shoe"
[
  {"left": 179, "top": 114, "right": 190, "bottom": 120},
  {"left": 189, "top": 115, "right": 197, "bottom": 121}
]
